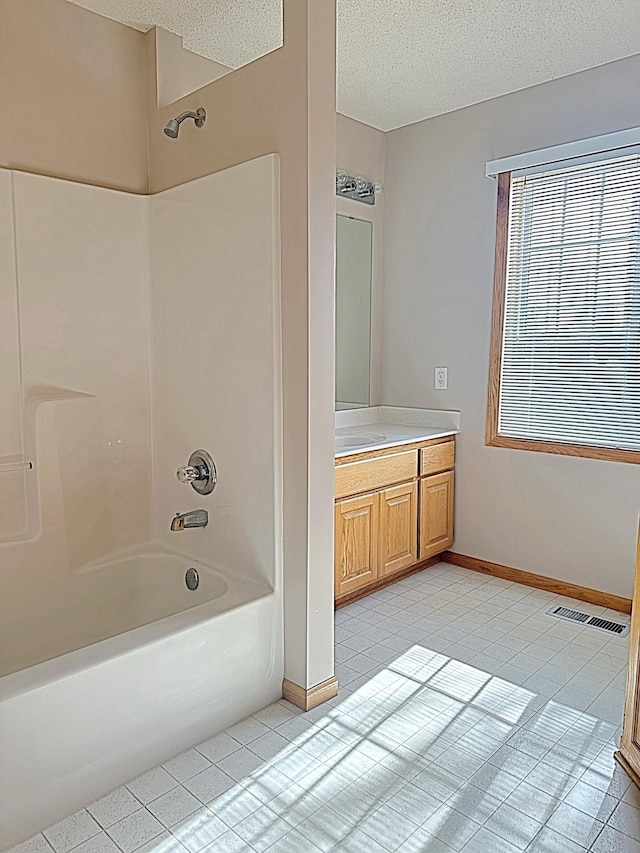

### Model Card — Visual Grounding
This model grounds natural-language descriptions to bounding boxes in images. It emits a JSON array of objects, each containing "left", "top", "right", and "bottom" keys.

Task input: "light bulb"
[
  {"left": 373, "top": 182, "right": 383, "bottom": 195},
  {"left": 336, "top": 169, "right": 348, "bottom": 189},
  {"left": 354, "top": 175, "right": 368, "bottom": 192}
]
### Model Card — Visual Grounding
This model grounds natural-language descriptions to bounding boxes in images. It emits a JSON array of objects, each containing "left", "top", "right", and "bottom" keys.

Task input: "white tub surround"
[
  {"left": 0, "top": 583, "right": 280, "bottom": 850},
  {"left": 335, "top": 406, "right": 460, "bottom": 457},
  {"left": 0, "top": 158, "right": 284, "bottom": 848},
  {"left": 1, "top": 547, "right": 230, "bottom": 678}
]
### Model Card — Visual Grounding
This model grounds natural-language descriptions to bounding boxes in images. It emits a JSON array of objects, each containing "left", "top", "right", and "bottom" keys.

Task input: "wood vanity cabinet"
[
  {"left": 380, "top": 481, "right": 419, "bottom": 576},
  {"left": 334, "top": 492, "right": 379, "bottom": 596},
  {"left": 334, "top": 437, "right": 455, "bottom": 602},
  {"left": 419, "top": 471, "right": 454, "bottom": 560}
]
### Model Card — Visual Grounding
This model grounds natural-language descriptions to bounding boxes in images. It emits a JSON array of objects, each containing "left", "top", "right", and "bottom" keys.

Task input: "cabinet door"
[
  {"left": 616, "top": 524, "right": 640, "bottom": 785},
  {"left": 419, "top": 471, "right": 454, "bottom": 560},
  {"left": 379, "top": 481, "right": 418, "bottom": 576},
  {"left": 334, "top": 492, "right": 379, "bottom": 597}
]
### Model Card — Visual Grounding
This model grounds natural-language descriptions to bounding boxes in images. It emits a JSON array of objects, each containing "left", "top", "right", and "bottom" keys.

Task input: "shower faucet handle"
[
  {"left": 176, "top": 450, "right": 217, "bottom": 495},
  {"left": 176, "top": 465, "right": 200, "bottom": 484}
]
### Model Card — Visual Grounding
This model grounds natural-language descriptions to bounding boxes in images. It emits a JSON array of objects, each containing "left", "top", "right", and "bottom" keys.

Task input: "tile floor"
[{"left": 9, "top": 563, "right": 640, "bottom": 853}]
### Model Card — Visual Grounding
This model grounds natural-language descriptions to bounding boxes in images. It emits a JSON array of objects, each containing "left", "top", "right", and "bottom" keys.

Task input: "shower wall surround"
[
  {"left": 149, "top": 157, "right": 281, "bottom": 588},
  {"left": 1, "top": 0, "right": 337, "bottom": 705},
  {"left": 0, "top": 157, "right": 281, "bottom": 673},
  {"left": 0, "top": 171, "right": 151, "bottom": 672},
  {"left": 0, "top": 172, "right": 26, "bottom": 541}
]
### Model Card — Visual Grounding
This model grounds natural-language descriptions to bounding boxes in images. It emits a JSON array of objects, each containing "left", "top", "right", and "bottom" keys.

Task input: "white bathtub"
[{"left": 0, "top": 549, "right": 283, "bottom": 849}]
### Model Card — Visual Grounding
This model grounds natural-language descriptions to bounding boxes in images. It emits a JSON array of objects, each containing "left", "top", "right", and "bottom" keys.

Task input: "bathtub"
[{"left": 0, "top": 548, "right": 283, "bottom": 849}]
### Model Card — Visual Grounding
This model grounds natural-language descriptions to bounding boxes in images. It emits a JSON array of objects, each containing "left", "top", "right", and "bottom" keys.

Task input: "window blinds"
[{"left": 499, "top": 153, "right": 640, "bottom": 450}]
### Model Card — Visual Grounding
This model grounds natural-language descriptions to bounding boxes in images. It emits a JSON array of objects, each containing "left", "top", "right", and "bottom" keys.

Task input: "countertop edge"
[{"left": 335, "top": 428, "right": 459, "bottom": 459}]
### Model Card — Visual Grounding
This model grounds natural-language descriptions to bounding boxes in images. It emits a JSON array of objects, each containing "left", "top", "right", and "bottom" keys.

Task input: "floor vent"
[
  {"left": 587, "top": 616, "right": 629, "bottom": 636},
  {"left": 546, "top": 605, "right": 629, "bottom": 636}
]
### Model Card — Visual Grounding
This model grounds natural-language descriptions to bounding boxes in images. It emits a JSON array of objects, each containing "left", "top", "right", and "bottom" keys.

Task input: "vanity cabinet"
[
  {"left": 334, "top": 492, "right": 379, "bottom": 597},
  {"left": 380, "top": 482, "right": 418, "bottom": 576},
  {"left": 334, "top": 437, "right": 455, "bottom": 603},
  {"left": 419, "top": 471, "right": 454, "bottom": 560}
]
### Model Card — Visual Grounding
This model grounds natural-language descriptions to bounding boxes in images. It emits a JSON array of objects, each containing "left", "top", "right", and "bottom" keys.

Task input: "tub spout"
[{"left": 171, "top": 510, "right": 208, "bottom": 531}]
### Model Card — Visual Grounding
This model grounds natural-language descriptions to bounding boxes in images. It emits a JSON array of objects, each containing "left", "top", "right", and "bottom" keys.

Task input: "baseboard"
[
  {"left": 282, "top": 676, "right": 339, "bottom": 712},
  {"left": 442, "top": 551, "right": 631, "bottom": 614},
  {"left": 335, "top": 556, "right": 441, "bottom": 609}
]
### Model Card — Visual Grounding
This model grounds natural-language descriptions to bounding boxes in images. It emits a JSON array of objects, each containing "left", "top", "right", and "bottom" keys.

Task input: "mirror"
[{"left": 335, "top": 215, "right": 372, "bottom": 410}]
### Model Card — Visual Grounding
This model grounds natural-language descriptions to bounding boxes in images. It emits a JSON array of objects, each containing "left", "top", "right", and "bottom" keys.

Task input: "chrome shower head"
[
  {"left": 163, "top": 108, "right": 206, "bottom": 139},
  {"left": 163, "top": 118, "right": 180, "bottom": 139}
]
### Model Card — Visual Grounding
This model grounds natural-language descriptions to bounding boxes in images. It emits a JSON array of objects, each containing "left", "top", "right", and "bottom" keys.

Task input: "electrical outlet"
[{"left": 434, "top": 367, "right": 448, "bottom": 389}]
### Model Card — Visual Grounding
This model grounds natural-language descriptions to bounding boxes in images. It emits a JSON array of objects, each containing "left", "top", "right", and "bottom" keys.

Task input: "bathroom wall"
[
  {"left": 0, "top": 0, "right": 337, "bottom": 695},
  {"left": 0, "top": 169, "right": 152, "bottom": 668},
  {"left": 0, "top": 172, "right": 25, "bottom": 541},
  {"left": 149, "top": 156, "right": 281, "bottom": 589},
  {"left": 337, "top": 113, "right": 386, "bottom": 184},
  {"left": 147, "top": 0, "right": 337, "bottom": 692},
  {"left": 154, "top": 28, "right": 232, "bottom": 108},
  {"left": 0, "top": 0, "right": 148, "bottom": 193},
  {"left": 382, "top": 53, "right": 640, "bottom": 597},
  {"left": 336, "top": 114, "right": 386, "bottom": 405}
]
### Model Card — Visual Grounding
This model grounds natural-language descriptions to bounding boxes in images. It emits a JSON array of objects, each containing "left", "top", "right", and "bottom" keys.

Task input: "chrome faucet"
[{"left": 170, "top": 509, "right": 208, "bottom": 531}]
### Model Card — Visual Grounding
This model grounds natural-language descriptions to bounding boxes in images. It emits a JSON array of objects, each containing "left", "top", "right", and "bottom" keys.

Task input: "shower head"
[
  {"left": 164, "top": 118, "right": 180, "bottom": 138},
  {"left": 163, "top": 108, "right": 206, "bottom": 139},
  {"left": 164, "top": 118, "right": 180, "bottom": 139}
]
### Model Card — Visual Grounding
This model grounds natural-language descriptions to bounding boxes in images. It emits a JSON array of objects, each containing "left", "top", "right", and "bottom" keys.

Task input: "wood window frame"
[{"left": 485, "top": 170, "right": 640, "bottom": 466}]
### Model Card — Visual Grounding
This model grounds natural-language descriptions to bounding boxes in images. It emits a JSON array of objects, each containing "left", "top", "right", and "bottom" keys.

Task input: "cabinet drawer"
[
  {"left": 420, "top": 440, "right": 455, "bottom": 475},
  {"left": 335, "top": 450, "right": 418, "bottom": 500}
]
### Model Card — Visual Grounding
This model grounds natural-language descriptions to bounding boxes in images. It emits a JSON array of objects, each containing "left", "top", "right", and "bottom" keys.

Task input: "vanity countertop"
[{"left": 335, "top": 406, "right": 460, "bottom": 458}]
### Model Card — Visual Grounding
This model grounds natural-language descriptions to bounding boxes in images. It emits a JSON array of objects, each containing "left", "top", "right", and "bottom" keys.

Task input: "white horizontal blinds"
[{"left": 499, "top": 153, "right": 640, "bottom": 450}]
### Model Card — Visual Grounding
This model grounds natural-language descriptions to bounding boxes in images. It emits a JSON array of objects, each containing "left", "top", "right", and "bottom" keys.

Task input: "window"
[{"left": 487, "top": 152, "right": 640, "bottom": 463}]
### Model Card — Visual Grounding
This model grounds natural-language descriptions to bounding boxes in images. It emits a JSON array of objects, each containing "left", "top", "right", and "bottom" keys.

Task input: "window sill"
[{"left": 485, "top": 433, "right": 640, "bottom": 465}]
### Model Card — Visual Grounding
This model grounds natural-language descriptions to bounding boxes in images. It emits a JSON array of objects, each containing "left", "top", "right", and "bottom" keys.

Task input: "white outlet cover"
[{"left": 434, "top": 367, "right": 448, "bottom": 389}]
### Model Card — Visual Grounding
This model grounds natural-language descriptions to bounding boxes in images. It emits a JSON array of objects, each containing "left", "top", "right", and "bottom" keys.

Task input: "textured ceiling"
[
  {"left": 69, "top": 0, "right": 283, "bottom": 68},
  {"left": 69, "top": 0, "right": 640, "bottom": 131}
]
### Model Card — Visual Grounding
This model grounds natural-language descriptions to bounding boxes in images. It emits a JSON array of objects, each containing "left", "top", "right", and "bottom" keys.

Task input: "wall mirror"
[{"left": 335, "top": 215, "right": 372, "bottom": 410}]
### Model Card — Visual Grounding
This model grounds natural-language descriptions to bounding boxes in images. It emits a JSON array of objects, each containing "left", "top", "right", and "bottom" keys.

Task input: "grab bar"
[{"left": 0, "top": 461, "right": 33, "bottom": 473}]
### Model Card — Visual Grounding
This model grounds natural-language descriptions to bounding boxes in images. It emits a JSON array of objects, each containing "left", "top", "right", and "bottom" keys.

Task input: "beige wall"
[
  {"left": 147, "top": 0, "right": 338, "bottom": 690},
  {"left": 336, "top": 114, "right": 386, "bottom": 404},
  {"left": 1, "top": 0, "right": 337, "bottom": 693},
  {"left": 154, "top": 28, "right": 232, "bottom": 108},
  {"left": 0, "top": 0, "right": 148, "bottom": 193},
  {"left": 337, "top": 113, "right": 386, "bottom": 181},
  {"left": 149, "top": 0, "right": 340, "bottom": 691},
  {"left": 382, "top": 53, "right": 640, "bottom": 598}
]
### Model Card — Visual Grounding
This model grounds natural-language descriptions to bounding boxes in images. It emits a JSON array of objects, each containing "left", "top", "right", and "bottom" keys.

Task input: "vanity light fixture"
[{"left": 336, "top": 170, "right": 383, "bottom": 205}]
